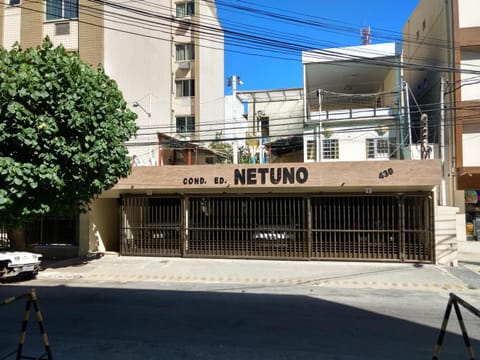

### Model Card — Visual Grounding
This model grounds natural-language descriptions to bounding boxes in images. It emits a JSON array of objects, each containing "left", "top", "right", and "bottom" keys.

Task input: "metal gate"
[
  {"left": 120, "top": 196, "right": 182, "bottom": 256},
  {"left": 311, "top": 194, "right": 433, "bottom": 262},
  {"left": 186, "top": 196, "right": 308, "bottom": 258},
  {"left": 119, "top": 193, "right": 434, "bottom": 262}
]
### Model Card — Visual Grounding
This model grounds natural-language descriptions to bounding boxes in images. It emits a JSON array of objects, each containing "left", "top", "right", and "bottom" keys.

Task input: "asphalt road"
[{"left": 1, "top": 279, "right": 480, "bottom": 359}]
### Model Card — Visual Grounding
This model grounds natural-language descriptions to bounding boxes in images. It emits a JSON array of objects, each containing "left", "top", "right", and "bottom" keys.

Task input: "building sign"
[
  {"left": 234, "top": 167, "right": 308, "bottom": 185},
  {"left": 113, "top": 160, "right": 442, "bottom": 193},
  {"left": 182, "top": 167, "right": 309, "bottom": 186}
]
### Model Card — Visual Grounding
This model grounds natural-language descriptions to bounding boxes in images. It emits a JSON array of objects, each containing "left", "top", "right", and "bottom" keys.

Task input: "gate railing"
[{"left": 119, "top": 193, "right": 434, "bottom": 262}]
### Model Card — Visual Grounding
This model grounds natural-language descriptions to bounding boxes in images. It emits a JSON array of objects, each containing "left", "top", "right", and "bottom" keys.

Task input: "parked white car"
[{"left": 0, "top": 251, "right": 42, "bottom": 279}]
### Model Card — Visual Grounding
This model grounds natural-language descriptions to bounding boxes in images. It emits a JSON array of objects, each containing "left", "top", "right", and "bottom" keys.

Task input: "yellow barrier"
[
  {"left": 0, "top": 289, "right": 53, "bottom": 360},
  {"left": 433, "top": 292, "right": 479, "bottom": 360}
]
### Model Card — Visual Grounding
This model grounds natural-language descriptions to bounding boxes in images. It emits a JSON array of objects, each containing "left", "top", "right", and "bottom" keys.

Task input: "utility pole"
[
  {"left": 440, "top": 77, "right": 447, "bottom": 206},
  {"left": 227, "top": 75, "right": 243, "bottom": 164}
]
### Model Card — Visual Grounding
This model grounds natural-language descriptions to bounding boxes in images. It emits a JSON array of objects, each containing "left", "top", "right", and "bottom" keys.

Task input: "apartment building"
[
  {"left": 0, "top": 0, "right": 225, "bottom": 255},
  {"left": 403, "top": 0, "right": 480, "bottom": 241},
  {"left": 0, "top": 0, "right": 225, "bottom": 166},
  {"left": 94, "top": 43, "right": 455, "bottom": 265}
]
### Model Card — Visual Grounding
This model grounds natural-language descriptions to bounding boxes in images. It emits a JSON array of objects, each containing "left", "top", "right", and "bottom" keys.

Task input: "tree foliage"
[
  {"left": 0, "top": 39, "right": 138, "bottom": 228},
  {"left": 208, "top": 131, "right": 233, "bottom": 163}
]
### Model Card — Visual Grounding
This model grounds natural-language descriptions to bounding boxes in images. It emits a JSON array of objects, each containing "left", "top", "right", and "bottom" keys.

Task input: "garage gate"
[{"left": 120, "top": 193, "right": 434, "bottom": 262}]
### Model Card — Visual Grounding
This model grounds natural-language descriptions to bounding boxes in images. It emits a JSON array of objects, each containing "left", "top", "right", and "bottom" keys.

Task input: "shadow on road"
[{"left": 0, "top": 284, "right": 478, "bottom": 359}]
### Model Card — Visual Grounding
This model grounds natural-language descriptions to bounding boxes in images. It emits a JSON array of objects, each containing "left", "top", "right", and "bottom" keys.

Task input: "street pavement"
[
  {"left": 33, "top": 239, "right": 480, "bottom": 293},
  {"left": 1, "top": 240, "right": 480, "bottom": 359}
]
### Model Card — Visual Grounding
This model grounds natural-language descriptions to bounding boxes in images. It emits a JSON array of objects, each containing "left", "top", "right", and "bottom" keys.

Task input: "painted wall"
[
  {"left": 458, "top": 0, "right": 480, "bottom": 28},
  {"left": 435, "top": 205, "right": 459, "bottom": 266},
  {"left": 2, "top": 6, "right": 20, "bottom": 48},
  {"left": 463, "top": 132, "right": 480, "bottom": 166},
  {"left": 88, "top": 198, "right": 119, "bottom": 252},
  {"left": 103, "top": 0, "right": 173, "bottom": 166},
  {"left": 460, "top": 49, "right": 480, "bottom": 101},
  {"left": 197, "top": 0, "right": 225, "bottom": 143}
]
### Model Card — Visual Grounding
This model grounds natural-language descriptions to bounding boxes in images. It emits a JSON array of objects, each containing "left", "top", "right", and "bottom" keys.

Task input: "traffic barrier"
[
  {"left": 433, "top": 292, "right": 479, "bottom": 360},
  {"left": 0, "top": 289, "right": 53, "bottom": 360}
]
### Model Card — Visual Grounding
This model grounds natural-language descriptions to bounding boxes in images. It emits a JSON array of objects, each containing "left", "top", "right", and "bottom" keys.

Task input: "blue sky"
[{"left": 217, "top": 0, "right": 420, "bottom": 94}]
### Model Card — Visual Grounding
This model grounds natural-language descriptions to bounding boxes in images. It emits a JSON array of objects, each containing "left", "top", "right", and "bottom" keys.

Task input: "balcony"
[{"left": 310, "top": 107, "right": 394, "bottom": 122}]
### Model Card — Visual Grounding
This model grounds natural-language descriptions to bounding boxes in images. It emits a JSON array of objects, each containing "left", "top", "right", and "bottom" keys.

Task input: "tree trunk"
[{"left": 7, "top": 228, "right": 26, "bottom": 251}]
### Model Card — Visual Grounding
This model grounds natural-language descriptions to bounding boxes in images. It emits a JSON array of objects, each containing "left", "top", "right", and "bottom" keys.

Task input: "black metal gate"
[
  {"left": 119, "top": 193, "right": 434, "bottom": 262},
  {"left": 120, "top": 196, "right": 182, "bottom": 256},
  {"left": 186, "top": 196, "right": 308, "bottom": 258},
  {"left": 311, "top": 194, "right": 433, "bottom": 262}
]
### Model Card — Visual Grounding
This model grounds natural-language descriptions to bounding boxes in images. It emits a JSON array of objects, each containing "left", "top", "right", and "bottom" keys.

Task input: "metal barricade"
[
  {"left": 1, "top": 289, "right": 53, "bottom": 360},
  {"left": 433, "top": 293, "right": 479, "bottom": 359}
]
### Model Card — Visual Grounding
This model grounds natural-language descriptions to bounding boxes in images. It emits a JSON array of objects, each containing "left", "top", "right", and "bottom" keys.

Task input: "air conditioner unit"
[
  {"left": 55, "top": 22, "right": 70, "bottom": 36},
  {"left": 178, "top": 61, "right": 190, "bottom": 70}
]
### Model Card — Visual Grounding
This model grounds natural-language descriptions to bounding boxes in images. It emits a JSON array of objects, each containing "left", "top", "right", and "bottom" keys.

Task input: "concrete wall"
[
  {"left": 458, "top": 0, "right": 480, "bottom": 28},
  {"left": 435, "top": 206, "right": 459, "bottom": 266},
  {"left": 197, "top": 0, "right": 225, "bottom": 143},
  {"left": 103, "top": 0, "right": 172, "bottom": 166},
  {"left": 2, "top": 5, "right": 20, "bottom": 48}
]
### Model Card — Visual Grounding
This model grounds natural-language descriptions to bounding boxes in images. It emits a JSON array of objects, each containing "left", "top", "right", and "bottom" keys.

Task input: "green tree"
[
  {"left": 209, "top": 131, "right": 233, "bottom": 163},
  {"left": 0, "top": 39, "right": 138, "bottom": 249}
]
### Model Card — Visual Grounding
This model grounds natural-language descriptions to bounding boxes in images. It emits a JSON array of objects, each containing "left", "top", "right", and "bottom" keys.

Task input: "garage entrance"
[{"left": 119, "top": 193, "right": 434, "bottom": 262}]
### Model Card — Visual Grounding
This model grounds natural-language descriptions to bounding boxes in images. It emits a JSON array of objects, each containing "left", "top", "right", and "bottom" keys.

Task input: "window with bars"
[
  {"left": 176, "top": 79, "right": 195, "bottom": 97},
  {"left": 176, "top": 116, "right": 195, "bottom": 134},
  {"left": 176, "top": 43, "right": 194, "bottom": 61},
  {"left": 176, "top": 1, "right": 194, "bottom": 17},
  {"left": 322, "top": 139, "right": 339, "bottom": 160},
  {"left": 366, "top": 138, "right": 389, "bottom": 159},
  {"left": 46, "top": 0, "right": 78, "bottom": 20},
  {"left": 306, "top": 139, "right": 316, "bottom": 161}
]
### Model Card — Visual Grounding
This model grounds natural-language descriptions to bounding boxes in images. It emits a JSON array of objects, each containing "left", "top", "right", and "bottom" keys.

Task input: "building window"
[
  {"left": 306, "top": 139, "right": 316, "bottom": 161},
  {"left": 176, "top": 79, "right": 195, "bottom": 97},
  {"left": 260, "top": 117, "right": 269, "bottom": 137},
  {"left": 46, "top": 0, "right": 78, "bottom": 21},
  {"left": 8, "top": 0, "right": 21, "bottom": 6},
  {"left": 323, "top": 139, "right": 339, "bottom": 160},
  {"left": 366, "top": 138, "right": 389, "bottom": 159},
  {"left": 176, "top": 43, "right": 195, "bottom": 61},
  {"left": 176, "top": 116, "right": 195, "bottom": 134},
  {"left": 176, "top": 1, "right": 194, "bottom": 17}
]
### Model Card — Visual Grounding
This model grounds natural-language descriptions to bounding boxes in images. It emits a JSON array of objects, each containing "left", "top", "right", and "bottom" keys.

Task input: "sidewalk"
[{"left": 36, "top": 242, "right": 480, "bottom": 292}]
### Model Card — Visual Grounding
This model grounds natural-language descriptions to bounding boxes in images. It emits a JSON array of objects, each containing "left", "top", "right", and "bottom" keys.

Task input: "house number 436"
[{"left": 379, "top": 168, "right": 394, "bottom": 179}]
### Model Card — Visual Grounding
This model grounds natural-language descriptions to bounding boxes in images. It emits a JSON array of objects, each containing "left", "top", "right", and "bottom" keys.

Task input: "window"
[
  {"left": 8, "top": 0, "right": 21, "bottom": 6},
  {"left": 176, "top": 43, "right": 194, "bottom": 61},
  {"left": 176, "top": 79, "right": 195, "bottom": 97},
  {"left": 322, "top": 139, "right": 339, "bottom": 160},
  {"left": 366, "top": 138, "right": 389, "bottom": 159},
  {"left": 306, "top": 139, "right": 316, "bottom": 161},
  {"left": 46, "top": 0, "right": 78, "bottom": 20},
  {"left": 176, "top": 1, "right": 194, "bottom": 17},
  {"left": 260, "top": 117, "right": 269, "bottom": 137},
  {"left": 176, "top": 116, "right": 195, "bottom": 134}
]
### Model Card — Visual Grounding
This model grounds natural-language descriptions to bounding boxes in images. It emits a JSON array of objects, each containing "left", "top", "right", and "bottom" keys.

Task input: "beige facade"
[
  {"left": 81, "top": 160, "right": 455, "bottom": 265},
  {"left": 404, "top": 0, "right": 480, "bottom": 241}
]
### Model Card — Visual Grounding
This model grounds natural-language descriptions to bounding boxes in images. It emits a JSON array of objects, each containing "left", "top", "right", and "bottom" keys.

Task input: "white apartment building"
[{"left": 0, "top": 0, "right": 225, "bottom": 166}]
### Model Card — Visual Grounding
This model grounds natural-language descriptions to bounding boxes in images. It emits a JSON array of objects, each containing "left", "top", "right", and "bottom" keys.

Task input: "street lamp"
[{"left": 132, "top": 94, "right": 154, "bottom": 165}]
